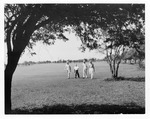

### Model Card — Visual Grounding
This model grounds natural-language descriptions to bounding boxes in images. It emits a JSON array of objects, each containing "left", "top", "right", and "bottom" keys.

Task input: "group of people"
[{"left": 65, "top": 60, "right": 95, "bottom": 79}]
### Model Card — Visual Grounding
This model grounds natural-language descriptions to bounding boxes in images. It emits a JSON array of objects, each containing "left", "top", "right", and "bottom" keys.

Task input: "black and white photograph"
[{"left": 1, "top": 0, "right": 150, "bottom": 118}]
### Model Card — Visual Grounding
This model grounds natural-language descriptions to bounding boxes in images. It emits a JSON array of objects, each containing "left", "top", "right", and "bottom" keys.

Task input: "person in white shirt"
[
  {"left": 74, "top": 64, "right": 80, "bottom": 78},
  {"left": 82, "top": 60, "right": 88, "bottom": 78},
  {"left": 89, "top": 61, "right": 95, "bottom": 79},
  {"left": 65, "top": 61, "right": 71, "bottom": 79}
]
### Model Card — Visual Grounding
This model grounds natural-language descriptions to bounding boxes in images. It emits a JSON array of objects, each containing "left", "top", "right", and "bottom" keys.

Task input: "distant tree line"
[{"left": 19, "top": 58, "right": 105, "bottom": 65}]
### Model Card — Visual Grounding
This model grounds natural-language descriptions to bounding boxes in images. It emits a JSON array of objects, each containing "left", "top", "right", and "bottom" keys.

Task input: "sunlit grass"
[{"left": 12, "top": 62, "right": 145, "bottom": 114}]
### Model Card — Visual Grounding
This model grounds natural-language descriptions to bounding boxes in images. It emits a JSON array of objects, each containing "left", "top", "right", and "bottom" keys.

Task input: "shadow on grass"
[
  {"left": 104, "top": 77, "right": 145, "bottom": 82},
  {"left": 11, "top": 103, "right": 145, "bottom": 114}
]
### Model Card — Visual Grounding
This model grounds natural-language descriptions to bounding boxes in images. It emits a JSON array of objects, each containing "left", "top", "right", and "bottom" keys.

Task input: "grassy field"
[{"left": 12, "top": 61, "right": 145, "bottom": 114}]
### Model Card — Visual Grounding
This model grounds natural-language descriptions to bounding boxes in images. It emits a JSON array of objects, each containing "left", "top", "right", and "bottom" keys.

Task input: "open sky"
[{"left": 4, "top": 32, "right": 105, "bottom": 63}]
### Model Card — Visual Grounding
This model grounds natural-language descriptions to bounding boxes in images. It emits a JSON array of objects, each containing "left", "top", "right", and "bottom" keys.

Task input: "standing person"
[
  {"left": 74, "top": 64, "right": 80, "bottom": 78},
  {"left": 65, "top": 61, "right": 71, "bottom": 79},
  {"left": 89, "top": 60, "right": 95, "bottom": 79},
  {"left": 82, "top": 60, "right": 88, "bottom": 78}
]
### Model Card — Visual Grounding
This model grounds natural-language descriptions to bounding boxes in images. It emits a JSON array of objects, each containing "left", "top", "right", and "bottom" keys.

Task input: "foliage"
[
  {"left": 74, "top": 4, "right": 145, "bottom": 78},
  {"left": 123, "top": 45, "right": 145, "bottom": 61},
  {"left": 5, "top": 4, "right": 145, "bottom": 60}
]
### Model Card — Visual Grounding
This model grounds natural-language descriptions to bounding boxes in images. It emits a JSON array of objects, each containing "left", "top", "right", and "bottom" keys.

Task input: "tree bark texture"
[{"left": 5, "top": 51, "right": 22, "bottom": 114}]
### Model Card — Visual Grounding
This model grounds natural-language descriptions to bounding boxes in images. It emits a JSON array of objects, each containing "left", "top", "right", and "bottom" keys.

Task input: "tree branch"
[
  {"left": 6, "top": 29, "right": 12, "bottom": 54},
  {"left": 34, "top": 18, "right": 51, "bottom": 30}
]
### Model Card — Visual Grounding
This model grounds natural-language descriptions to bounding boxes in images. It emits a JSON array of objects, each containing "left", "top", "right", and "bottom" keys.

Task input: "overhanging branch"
[
  {"left": 34, "top": 19, "right": 51, "bottom": 30},
  {"left": 6, "top": 30, "right": 12, "bottom": 54}
]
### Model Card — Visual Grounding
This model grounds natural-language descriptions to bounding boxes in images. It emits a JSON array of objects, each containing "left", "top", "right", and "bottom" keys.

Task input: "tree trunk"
[
  {"left": 114, "top": 61, "right": 120, "bottom": 78},
  {"left": 108, "top": 61, "right": 120, "bottom": 79},
  {"left": 124, "top": 59, "right": 127, "bottom": 63},
  {"left": 112, "top": 60, "right": 116, "bottom": 78},
  {"left": 5, "top": 66, "right": 13, "bottom": 114},
  {"left": 5, "top": 51, "right": 22, "bottom": 114},
  {"left": 108, "top": 62, "right": 117, "bottom": 79},
  {"left": 130, "top": 59, "right": 132, "bottom": 64},
  {"left": 108, "top": 63, "right": 113, "bottom": 75},
  {"left": 134, "top": 59, "right": 136, "bottom": 64},
  {"left": 112, "top": 71, "right": 117, "bottom": 78}
]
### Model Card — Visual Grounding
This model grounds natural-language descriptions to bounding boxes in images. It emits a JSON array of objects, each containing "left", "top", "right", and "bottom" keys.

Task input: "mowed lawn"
[{"left": 12, "top": 61, "right": 145, "bottom": 111}]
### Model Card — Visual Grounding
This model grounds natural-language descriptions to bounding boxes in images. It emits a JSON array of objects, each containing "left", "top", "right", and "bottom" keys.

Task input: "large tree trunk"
[
  {"left": 5, "top": 15, "right": 37, "bottom": 113},
  {"left": 5, "top": 51, "right": 22, "bottom": 114},
  {"left": 5, "top": 68, "right": 12, "bottom": 114}
]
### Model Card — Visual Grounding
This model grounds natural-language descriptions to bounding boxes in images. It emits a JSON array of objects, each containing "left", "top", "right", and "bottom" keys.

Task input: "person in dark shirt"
[{"left": 74, "top": 64, "right": 80, "bottom": 78}]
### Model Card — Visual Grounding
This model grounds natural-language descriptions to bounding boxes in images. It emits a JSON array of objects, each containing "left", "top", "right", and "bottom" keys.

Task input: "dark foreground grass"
[{"left": 11, "top": 103, "right": 145, "bottom": 114}]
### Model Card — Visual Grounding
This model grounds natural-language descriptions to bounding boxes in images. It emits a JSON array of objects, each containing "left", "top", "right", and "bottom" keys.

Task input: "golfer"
[
  {"left": 82, "top": 60, "right": 88, "bottom": 78},
  {"left": 89, "top": 60, "right": 95, "bottom": 79},
  {"left": 65, "top": 61, "right": 71, "bottom": 79},
  {"left": 74, "top": 64, "right": 80, "bottom": 78}
]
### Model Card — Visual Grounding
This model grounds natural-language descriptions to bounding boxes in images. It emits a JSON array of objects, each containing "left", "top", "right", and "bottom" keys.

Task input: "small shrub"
[{"left": 138, "top": 61, "right": 145, "bottom": 70}]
